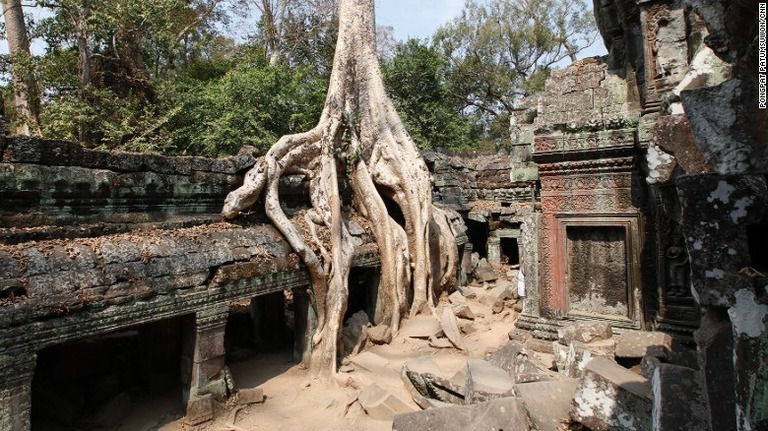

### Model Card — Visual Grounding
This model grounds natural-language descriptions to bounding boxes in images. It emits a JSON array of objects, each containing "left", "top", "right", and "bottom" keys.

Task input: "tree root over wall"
[{"left": 222, "top": 0, "right": 458, "bottom": 381}]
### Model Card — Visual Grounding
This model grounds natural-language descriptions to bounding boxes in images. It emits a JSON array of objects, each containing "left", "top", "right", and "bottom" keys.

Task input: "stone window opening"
[{"left": 499, "top": 237, "right": 520, "bottom": 266}]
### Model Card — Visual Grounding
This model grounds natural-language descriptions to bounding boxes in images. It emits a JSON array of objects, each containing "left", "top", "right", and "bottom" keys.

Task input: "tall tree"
[
  {"left": 2, "top": 0, "right": 41, "bottom": 135},
  {"left": 222, "top": 0, "right": 458, "bottom": 380},
  {"left": 435, "top": 0, "right": 597, "bottom": 136},
  {"left": 382, "top": 38, "right": 477, "bottom": 150},
  {"left": 251, "top": 0, "right": 338, "bottom": 70}
]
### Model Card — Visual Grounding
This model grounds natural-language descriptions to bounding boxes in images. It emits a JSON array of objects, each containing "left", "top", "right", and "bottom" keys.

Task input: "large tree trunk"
[
  {"left": 1, "top": 0, "right": 40, "bottom": 135},
  {"left": 223, "top": 0, "right": 457, "bottom": 381}
]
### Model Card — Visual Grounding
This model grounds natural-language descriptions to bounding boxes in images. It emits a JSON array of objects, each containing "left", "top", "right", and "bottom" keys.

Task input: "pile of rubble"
[
  {"left": 385, "top": 318, "right": 706, "bottom": 431},
  {"left": 338, "top": 297, "right": 705, "bottom": 431}
]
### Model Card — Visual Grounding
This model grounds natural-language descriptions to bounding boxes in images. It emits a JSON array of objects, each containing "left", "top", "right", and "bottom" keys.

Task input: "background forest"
[{"left": 0, "top": 0, "right": 597, "bottom": 157}]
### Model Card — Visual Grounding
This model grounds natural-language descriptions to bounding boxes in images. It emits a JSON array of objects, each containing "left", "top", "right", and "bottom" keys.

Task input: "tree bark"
[
  {"left": 223, "top": 0, "right": 457, "bottom": 381},
  {"left": 1, "top": 0, "right": 40, "bottom": 135}
]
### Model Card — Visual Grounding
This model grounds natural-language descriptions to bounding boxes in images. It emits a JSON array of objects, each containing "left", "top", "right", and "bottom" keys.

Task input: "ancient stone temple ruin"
[{"left": 0, "top": 0, "right": 766, "bottom": 430}]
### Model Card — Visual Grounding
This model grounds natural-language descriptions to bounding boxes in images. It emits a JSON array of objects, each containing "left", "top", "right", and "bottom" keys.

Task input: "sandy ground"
[{"left": 113, "top": 280, "right": 527, "bottom": 431}]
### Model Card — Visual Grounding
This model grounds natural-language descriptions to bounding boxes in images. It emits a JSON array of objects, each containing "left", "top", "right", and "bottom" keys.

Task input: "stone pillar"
[
  {"left": 487, "top": 236, "right": 501, "bottom": 265},
  {"left": 460, "top": 243, "right": 474, "bottom": 285},
  {"left": 292, "top": 286, "right": 315, "bottom": 365},
  {"left": 0, "top": 353, "right": 36, "bottom": 431},
  {"left": 183, "top": 305, "right": 229, "bottom": 425}
]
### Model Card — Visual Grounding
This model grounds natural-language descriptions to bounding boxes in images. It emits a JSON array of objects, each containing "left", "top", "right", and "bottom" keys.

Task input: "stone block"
[
  {"left": 478, "top": 295, "right": 504, "bottom": 313},
  {"left": 489, "top": 340, "right": 550, "bottom": 383},
  {"left": 452, "top": 304, "right": 475, "bottom": 320},
  {"left": 448, "top": 290, "right": 466, "bottom": 304},
  {"left": 400, "top": 316, "right": 441, "bottom": 339},
  {"left": 651, "top": 365, "right": 708, "bottom": 431},
  {"left": 553, "top": 339, "right": 614, "bottom": 378},
  {"left": 350, "top": 351, "right": 389, "bottom": 372},
  {"left": 614, "top": 331, "right": 673, "bottom": 359},
  {"left": 488, "top": 281, "right": 516, "bottom": 301},
  {"left": 558, "top": 321, "right": 614, "bottom": 345},
  {"left": 402, "top": 358, "right": 464, "bottom": 405},
  {"left": 517, "top": 379, "right": 579, "bottom": 431},
  {"left": 185, "top": 394, "right": 214, "bottom": 425},
  {"left": 464, "top": 359, "right": 517, "bottom": 405},
  {"left": 238, "top": 387, "right": 265, "bottom": 405},
  {"left": 440, "top": 307, "right": 466, "bottom": 351},
  {"left": 456, "top": 286, "right": 476, "bottom": 299},
  {"left": 194, "top": 327, "right": 226, "bottom": 361},
  {"left": 473, "top": 259, "right": 497, "bottom": 283},
  {"left": 357, "top": 383, "right": 413, "bottom": 420},
  {"left": 570, "top": 357, "right": 652, "bottom": 431},
  {"left": 367, "top": 324, "right": 392, "bottom": 345},
  {"left": 392, "top": 397, "right": 532, "bottom": 431}
]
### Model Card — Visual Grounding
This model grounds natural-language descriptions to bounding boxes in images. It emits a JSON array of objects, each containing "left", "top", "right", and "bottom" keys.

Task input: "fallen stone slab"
[
  {"left": 402, "top": 357, "right": 463, "bottom": 405},
  {"left": 441, "top": 308, "right": 467, "bottom": 351},
  {"left": 558, "top": 321, "right": 613, "bottom": 345},
  {"left": 570, "top": 356, "right": 652, "bottom": 431},
  {"left": 448, "top": 290, "right": 466, "bottom": 304},
  {"left": 350, "top": 351, "right": 389, "bottom": 372},
  {"left": 651, "top": 364, "right": 708, "bottom": 431},
  {"left": 464, "top": 359, "right": 517, "bottom": 404},
  {"left": 488, "top": 282, "right": 516, "bottom": 301},
  {"left": 553, "top": 339, "right": 614, "bottom": 378},
  {"left": 392, "top": 397, "right": 533, "bottom": 431},
  {"left": 478, "top": 295, "right": 504, "bottom": 313},
  {"left": 615, "top": 330, "right": 673, "bottom": 359},
  {"left": 238, "top": 387, "right": 265, "bottom": 404},
  {"left": 488, "top": 340, "right": 551, "bottom": 383},
  {"left": 456, "top": 285, "right": 476, "bottom": 299},
  {"left": 473, "top": 259, "right": 498, "bottom": 283},
  {"left": 399, "top": 316, "right": 442, "bottom": 339},
  {"left": 358, "top": 383, "right": 413, "bottom": 420},
  {"left": 413, "top": 396, "right": 454, "bottom": 410},
  {"left": 367, "top": 324, "right": 392, "bottom": 345},
  {"left": 459, "top": 320, "right": 477, "bottom": 335},
  {"left": 429, "top": 336, "right": 453, "bottom": 349},
  {"left": 452, "top": 303, "right": 475, "bottom": 320},
  {"left": 516, "top": 379, "right": 579, "bottom": 431}
]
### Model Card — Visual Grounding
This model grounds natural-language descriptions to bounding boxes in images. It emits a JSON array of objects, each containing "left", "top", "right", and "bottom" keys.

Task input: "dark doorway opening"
[
  {"left": 226, "top": 291, "right": 293, "bottom": 361},
  {"left": 500, "top": 237, "right": 520, "bottom": 265},
  {"left": 466, "top": 219, "right": 488, "bottom": 258},
  {"left": 32, "top": 316, "right": 190, "bottom": 430},
  {"left": 747, "top": 223, "right": 768, "bottom": 274}
]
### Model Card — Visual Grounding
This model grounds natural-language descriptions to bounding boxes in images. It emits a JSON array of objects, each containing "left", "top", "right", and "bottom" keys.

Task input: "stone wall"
[
  {"left": 0, "top": 137, "right": 379, "bottom": 430},
  {"left": 0, "top": 137, "right": 255, "bottom": 228},
  {"left": 593, "top": 1, "right": 768, "bottom": 430}
]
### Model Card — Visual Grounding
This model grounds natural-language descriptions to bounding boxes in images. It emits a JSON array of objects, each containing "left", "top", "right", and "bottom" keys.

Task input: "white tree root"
[{"left": 222, "top": 0, "right": 457, "bottom": 381}]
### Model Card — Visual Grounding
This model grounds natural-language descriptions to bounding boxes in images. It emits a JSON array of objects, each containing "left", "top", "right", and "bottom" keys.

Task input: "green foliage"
[
  {"left": 146, "top": 51, "right": 326, "bottom": 157},
  {"left": 435, "top": 0, "right": 597, "bottom": 136},
  {"left": 382, "top": 39, "right": 478, "bottom": 151}
]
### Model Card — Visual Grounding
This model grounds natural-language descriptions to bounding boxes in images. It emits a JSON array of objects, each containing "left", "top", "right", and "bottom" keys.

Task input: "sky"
[
  {"left": 375, "top": 0, "right": 466, "bottom": 41},
  {"left": 375, "top": 0, "right": 607, "bottom": 58},
  {"left": 8, "top": 0, "right": 607, "bottom": 60}
]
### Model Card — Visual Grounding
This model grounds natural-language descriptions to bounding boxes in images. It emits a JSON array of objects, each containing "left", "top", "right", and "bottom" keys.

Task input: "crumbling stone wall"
[
  {"left": 0, "top": 137, "right": 378, "bottom": 430},
  {"left": 595, "top": 1, "right": 768, "bottom": 430}
]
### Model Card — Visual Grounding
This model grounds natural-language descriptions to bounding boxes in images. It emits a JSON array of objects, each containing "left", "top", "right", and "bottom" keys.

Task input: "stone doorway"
[
  {"left": 500, "top": 237, "right": 520, "bottom": 265},
  {"left": 566, "top": 226, "right": 629, "bottom": 318},
  {"left": 551, "top": 216, "right": 642, "bottom": 327},
  {"left": 31, "top": 315, "right": 190, "bottom": 430}
]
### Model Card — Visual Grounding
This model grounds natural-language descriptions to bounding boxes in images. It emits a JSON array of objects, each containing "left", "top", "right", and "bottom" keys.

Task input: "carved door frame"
[{"left": 552, "top": 214, "right": 643, "bottom": 328}]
